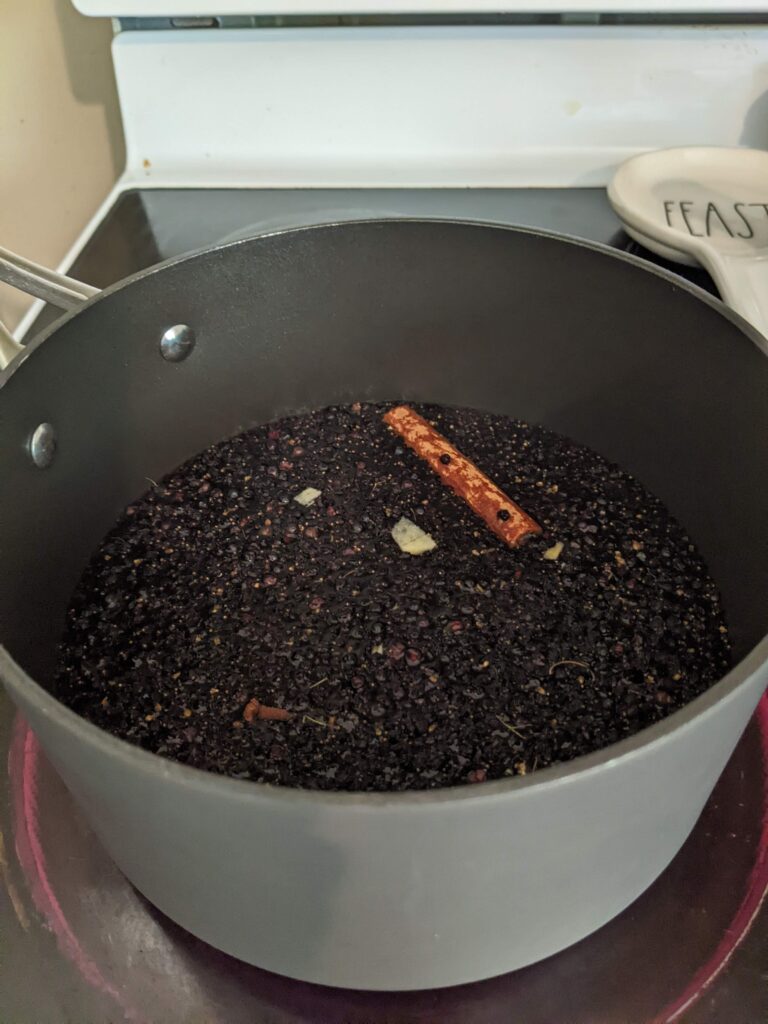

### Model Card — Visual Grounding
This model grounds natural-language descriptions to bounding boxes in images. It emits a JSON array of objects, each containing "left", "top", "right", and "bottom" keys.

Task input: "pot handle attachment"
[
  {"left": 0, "top": 245, "right": 100, "bottom": 371},
  {"left": 0, "top": 321, "right": 22, "bottom": 372}
]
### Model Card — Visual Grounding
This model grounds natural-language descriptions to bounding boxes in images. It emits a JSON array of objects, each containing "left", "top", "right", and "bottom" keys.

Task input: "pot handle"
[
  {"left": 0, "top": 320, "right": 23, "bottom": 371},
  {"left": 0, "top": 245, "right": 100, "bottom": 371}
]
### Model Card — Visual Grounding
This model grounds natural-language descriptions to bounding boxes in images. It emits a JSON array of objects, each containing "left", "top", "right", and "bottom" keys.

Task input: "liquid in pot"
[{"left": 55, "top": 403, "right": 730, "bottom": 791}]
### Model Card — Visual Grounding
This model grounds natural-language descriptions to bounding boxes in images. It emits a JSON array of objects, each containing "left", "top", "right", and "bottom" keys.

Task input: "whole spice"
[
  {"left": 383, "top": 405, "right": 540, "bottom": 548},
  {"left": 243, "top": 698, "right": 291, "bottom": 723}
]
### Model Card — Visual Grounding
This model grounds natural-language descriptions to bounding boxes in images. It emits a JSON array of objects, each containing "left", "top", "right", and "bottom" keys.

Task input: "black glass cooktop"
[{"left": 23, "top": 186, "right": 717, "bottom": 343}]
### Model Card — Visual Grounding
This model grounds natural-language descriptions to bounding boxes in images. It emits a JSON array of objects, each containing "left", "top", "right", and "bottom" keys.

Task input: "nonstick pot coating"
[{"left": 1, "top": 221, "right": 767, "bottom": 988}]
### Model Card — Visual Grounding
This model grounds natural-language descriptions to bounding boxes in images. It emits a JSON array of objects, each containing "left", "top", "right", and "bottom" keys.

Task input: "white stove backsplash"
[{"left": 113, "top": 24, "right": 768, "bottom": 189}]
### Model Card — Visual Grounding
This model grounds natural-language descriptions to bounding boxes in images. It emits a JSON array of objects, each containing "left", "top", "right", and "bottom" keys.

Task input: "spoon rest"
[{"left": 608, "top": 146, "right": 768, "bottom": 340}]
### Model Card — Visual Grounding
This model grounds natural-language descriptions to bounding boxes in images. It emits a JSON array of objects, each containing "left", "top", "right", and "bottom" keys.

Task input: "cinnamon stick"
[{"left": 383, "top": 405, "right": 541, "bottom": 548}]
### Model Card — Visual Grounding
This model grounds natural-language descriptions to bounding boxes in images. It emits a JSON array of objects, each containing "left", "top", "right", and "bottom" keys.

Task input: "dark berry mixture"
[{"left": 55, "top": 403, "right": 731, "bottom": 791}]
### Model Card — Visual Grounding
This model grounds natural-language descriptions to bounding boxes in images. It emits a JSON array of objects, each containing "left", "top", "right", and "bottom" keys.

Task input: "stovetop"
[
  {"left": 4, "top": 186, "right": 766, "bottom": 1024},
  {"left": 23, "top": 187, "right": 716, "bottom": 342}
]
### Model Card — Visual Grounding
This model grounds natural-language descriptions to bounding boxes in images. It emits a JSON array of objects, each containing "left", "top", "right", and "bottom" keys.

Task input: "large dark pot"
[{"left": 1, "top": 221, "right": 767, "bottom": 989}]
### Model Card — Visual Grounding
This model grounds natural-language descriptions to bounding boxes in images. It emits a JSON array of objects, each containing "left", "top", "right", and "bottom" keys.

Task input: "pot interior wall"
[{"left": 1, "top": 221, "right": 767, "bottom": 689}]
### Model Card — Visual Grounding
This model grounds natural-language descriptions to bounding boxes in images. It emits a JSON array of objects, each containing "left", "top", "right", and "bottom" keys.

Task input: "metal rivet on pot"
[
  {"left": 159, "top": 324, "right": 196, "bottom": 362},
  {"left": 29, "top": 422, "right": 56, "bottom": 469}
]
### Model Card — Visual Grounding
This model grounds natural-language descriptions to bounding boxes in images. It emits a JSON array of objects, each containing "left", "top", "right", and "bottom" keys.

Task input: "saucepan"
[{"left": 0, "top": 220, "right": 767, "bottom": 990}]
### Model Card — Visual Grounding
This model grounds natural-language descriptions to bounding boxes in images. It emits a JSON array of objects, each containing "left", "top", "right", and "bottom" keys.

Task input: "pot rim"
[{"left": 2, "top": 217, "right": 767, "bottom": 808}]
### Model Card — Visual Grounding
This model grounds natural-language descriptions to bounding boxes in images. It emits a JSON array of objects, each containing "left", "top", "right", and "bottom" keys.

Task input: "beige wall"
[{"left": 0, "top": 0, "right": 124, "bottom": 331}]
